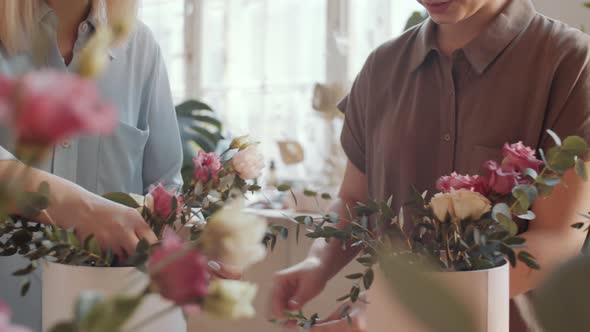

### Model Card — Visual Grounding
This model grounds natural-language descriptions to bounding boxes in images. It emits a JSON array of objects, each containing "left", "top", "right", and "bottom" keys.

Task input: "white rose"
[
  {"left": 200, "top": 200, "right": 267, "bottom": 269},
  {"left": 231, "top": 145, "right": 265, "bottom": 180},
  {"left": 429, "top": 189, "right": 491, "bottom": 222},
  {"left": 451, "top": 189, "right": 491, "bottom": 220},
  {"left": 203, "top": 280, "right": 258, "bottom": 320}
]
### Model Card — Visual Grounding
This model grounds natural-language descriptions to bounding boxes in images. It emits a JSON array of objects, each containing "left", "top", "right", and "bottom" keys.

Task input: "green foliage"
[{"left": 102, "top": 192, "right": 140, "bottom": 209}]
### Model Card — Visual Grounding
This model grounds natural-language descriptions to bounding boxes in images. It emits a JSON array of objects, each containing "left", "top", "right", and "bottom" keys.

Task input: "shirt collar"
[
  {"left": 37, "top": 0, "right": 116, "bottom": 60},
  {"left": 410, "top": 0, "right": 537, "bottom": 74}
]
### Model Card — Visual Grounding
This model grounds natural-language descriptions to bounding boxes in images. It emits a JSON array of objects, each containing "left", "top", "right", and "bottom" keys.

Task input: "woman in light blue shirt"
[{"left": 0, "top": 0, "right": 182, "bottom": 329}]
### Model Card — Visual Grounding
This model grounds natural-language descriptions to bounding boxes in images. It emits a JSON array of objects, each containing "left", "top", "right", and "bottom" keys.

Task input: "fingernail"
[{"left": 208, "top": 261, "right": 221, "bottom": 271}]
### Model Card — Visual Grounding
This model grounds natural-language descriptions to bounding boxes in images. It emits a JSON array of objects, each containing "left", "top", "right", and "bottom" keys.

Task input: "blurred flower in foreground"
[
  {"left": 200, "top": 200, "right": 267, "bottom": 269},
  {"left": 203, "top": 280, "right": 257, "bottom": 320},
  {"left": 0, "top": 301, "right": 32, "bottom": 332},
  {"left": 0, "top": 70, "right": 115, "bottom": 159}
]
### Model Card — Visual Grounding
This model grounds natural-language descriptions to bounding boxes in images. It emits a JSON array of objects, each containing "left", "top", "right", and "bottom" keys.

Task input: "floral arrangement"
[
  {"left": 275, "top": 132, "right": 588, "bottom": 328},
  {"left": 0, "top": 22, "right": 270, "bottom": 330}
]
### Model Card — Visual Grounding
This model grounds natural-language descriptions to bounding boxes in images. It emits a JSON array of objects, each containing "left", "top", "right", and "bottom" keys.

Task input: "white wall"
[{"left": 533, "top": 0, "right": 588, "bottom": 28}]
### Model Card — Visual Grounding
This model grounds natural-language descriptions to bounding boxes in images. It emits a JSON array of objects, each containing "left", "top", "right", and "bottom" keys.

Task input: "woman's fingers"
[{"left": 208, "top": 261, "right": 243, "bottom": 280}]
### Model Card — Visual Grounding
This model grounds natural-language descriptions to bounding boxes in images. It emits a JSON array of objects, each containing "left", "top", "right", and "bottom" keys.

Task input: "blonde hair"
[{"left": 0, "top": 0, "right": 138, "bottom": 55}]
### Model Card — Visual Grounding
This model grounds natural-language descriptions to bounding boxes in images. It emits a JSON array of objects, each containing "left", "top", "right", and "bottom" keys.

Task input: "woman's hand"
[
  {"left": 309, "top": 295, "right": 367, "bottom": 332},
  {"left": 47, "top": 192, "right": 158, "bottom": 259},
  {"left": 208, "top": 261, "right": 242, "bottom": 280},
  {"left": 270, "top": 258, "right": 329, "bottom": 318}
]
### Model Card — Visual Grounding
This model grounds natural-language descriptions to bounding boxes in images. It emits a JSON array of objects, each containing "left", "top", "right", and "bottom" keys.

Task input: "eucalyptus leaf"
[
  {"left": 496, "top": 213, "right": 518, "bottom": 237},
  {"left": 562, "top": 136, "right": 588, "bottom": 156},
  {"left": 102, "top": 192, "right": 140, "bottom": 209},
  {"left": 547, "top": 129, "right": 562, "bottom": 146}
]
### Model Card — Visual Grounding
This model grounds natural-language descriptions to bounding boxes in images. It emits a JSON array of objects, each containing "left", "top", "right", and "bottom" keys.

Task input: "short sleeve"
[
  {"left": 541, "top": 36, "right": 590, "bottom": 159},
  {"left": 339, "top": 52, "right": 375, "bottom": 173}
]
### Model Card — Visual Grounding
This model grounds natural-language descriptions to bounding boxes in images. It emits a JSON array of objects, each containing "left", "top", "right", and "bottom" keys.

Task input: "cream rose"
[
  {"left": 429, "top": 189, "right": 491, "bottom": 222},
  {"left": 203, "top": 280, "right": 258, "bottom": 320},
  {"left": 200, "top": 201, "right": 267, "bottom": 269},
  {"left": 231, "top": 145, "right": 265, "bottom": 180}
]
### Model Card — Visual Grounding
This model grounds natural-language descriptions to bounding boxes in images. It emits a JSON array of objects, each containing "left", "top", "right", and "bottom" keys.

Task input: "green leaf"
[
  {"left": 277, "top": 184, "right": 291, "bottom": 192},
  {"left": 20, "top": 279, "right": 31, "bottom": 296},
  {"left": 496, "top": 213, "right": 518, "bottom": 237},
  {"left": 547, "top": 147, "right": 576, "bottom": 173},
  {"left": 363, "top": 268, "right": 375, "bottom": 290},
  {"left": 321, "top": 193, "right": 332, "bottom": 200},
  {"left": 136, "top": 238, "right": 150, "bottom": 254},
  {"left": 572, "top": 222, "right": 586, "bottom": 229},
  {"left": 575, "top": 157, "right": 588, "bottom": 181},
  {"left": 547, "top": 129, "right": 562, "bottom": 146},
  {"left": 303, "top": 189, "right": 317, "bottom": 197},
  {"left": 505, "top": 237, "right": 526, "bottom": 245},
  {"left": 499, "top": 243, "right": 517, "bottom": 268},
  {"left": 175, "top": 99, "right": 214, "bottom": 113},
  {"left": 523, "top": 168, "right": 538, "bottom": 180},
  {"left": 518, "top": 251, "right": 540, "bottom": 270},
  {"left": 585, "top": 2, "right": 590, "bottom": 9},
  {"left": 563, "top": 136, "right": 588, "bottom": 156},
  {"left": 345, "top": 273, "right": 364, "bottom": 280},
  {"left": 102, "top": 192, "right": 140, "bottom": 209},
  {"left": 12, "top": 264, "right": 36, "bottom": 276},
  {"left": 350, "top": 285, "right": 360, "bottom": 302}
]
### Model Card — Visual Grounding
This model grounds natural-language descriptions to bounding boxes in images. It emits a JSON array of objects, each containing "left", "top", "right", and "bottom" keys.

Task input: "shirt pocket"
[
  {"left": 467, "top": 145, "right": 503, "bottom": 175},
  {"left": 97, "top": 121, "right": 149, "bottom": 194}
]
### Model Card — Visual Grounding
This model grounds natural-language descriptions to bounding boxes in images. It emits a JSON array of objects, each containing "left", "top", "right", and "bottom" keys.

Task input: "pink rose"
[
  {"left": 231, "top": 145, "right": 264, "bottom": 180},
  {"left": 502, "top": 142, "right": 543, "bottom": 172},
  {"left": 193, "top": 151, "right": 222, "bottom": 184},
  {"left": 148, "top": 183, "right": 184, "bottom": 218},
  {"left": 1, "top": 71, "right": 116, "bottom": 146},
  {"left": 484, "top": 160, "right": 521, "bottom": 195},
  {"left": 148, "top": 230, "right": 210, "bottom": 305},
  {"left": 0, "top": 301, "right": 32, "bottom": 332},
  {"left": 436, "top": 172, "right": 488, "bottom": 195}
]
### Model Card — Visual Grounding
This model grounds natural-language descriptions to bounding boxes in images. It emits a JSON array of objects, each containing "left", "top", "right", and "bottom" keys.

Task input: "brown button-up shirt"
[{"left": 340, "top": 0, "right": 590, "bottom": 213}]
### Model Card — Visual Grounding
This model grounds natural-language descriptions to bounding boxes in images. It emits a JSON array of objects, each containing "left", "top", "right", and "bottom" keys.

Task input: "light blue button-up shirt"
[
  {"left": 0, "top": 2, "right": 183, "bottom": 330},
  {"left": 0, "top": 2, "right": 183, "bottom": 194}
]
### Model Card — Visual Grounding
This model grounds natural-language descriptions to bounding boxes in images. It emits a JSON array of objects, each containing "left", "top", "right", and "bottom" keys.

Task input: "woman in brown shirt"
[{"left": 271, "top": 0, "right": 590, "bottom": 330}]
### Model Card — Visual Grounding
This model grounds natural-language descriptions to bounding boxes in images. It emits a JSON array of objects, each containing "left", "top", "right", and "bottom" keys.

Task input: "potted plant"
[
  {"left": 276, "top": 132, "right": 587, "bottom": 332},
  {"left": 0, "top": 24, "right": 269, "bottom": 331}
]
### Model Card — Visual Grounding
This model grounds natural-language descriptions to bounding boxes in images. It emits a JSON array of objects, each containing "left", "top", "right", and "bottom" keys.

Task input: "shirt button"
[
  {"left": 80, "top": 22, "right": 90, "bottom": 33},
  {"left": 61, "top": 140, "right": 71, "bottom": 149},
  {"left": 443, "top": 134, "right": 451, "bottom": 142}
]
